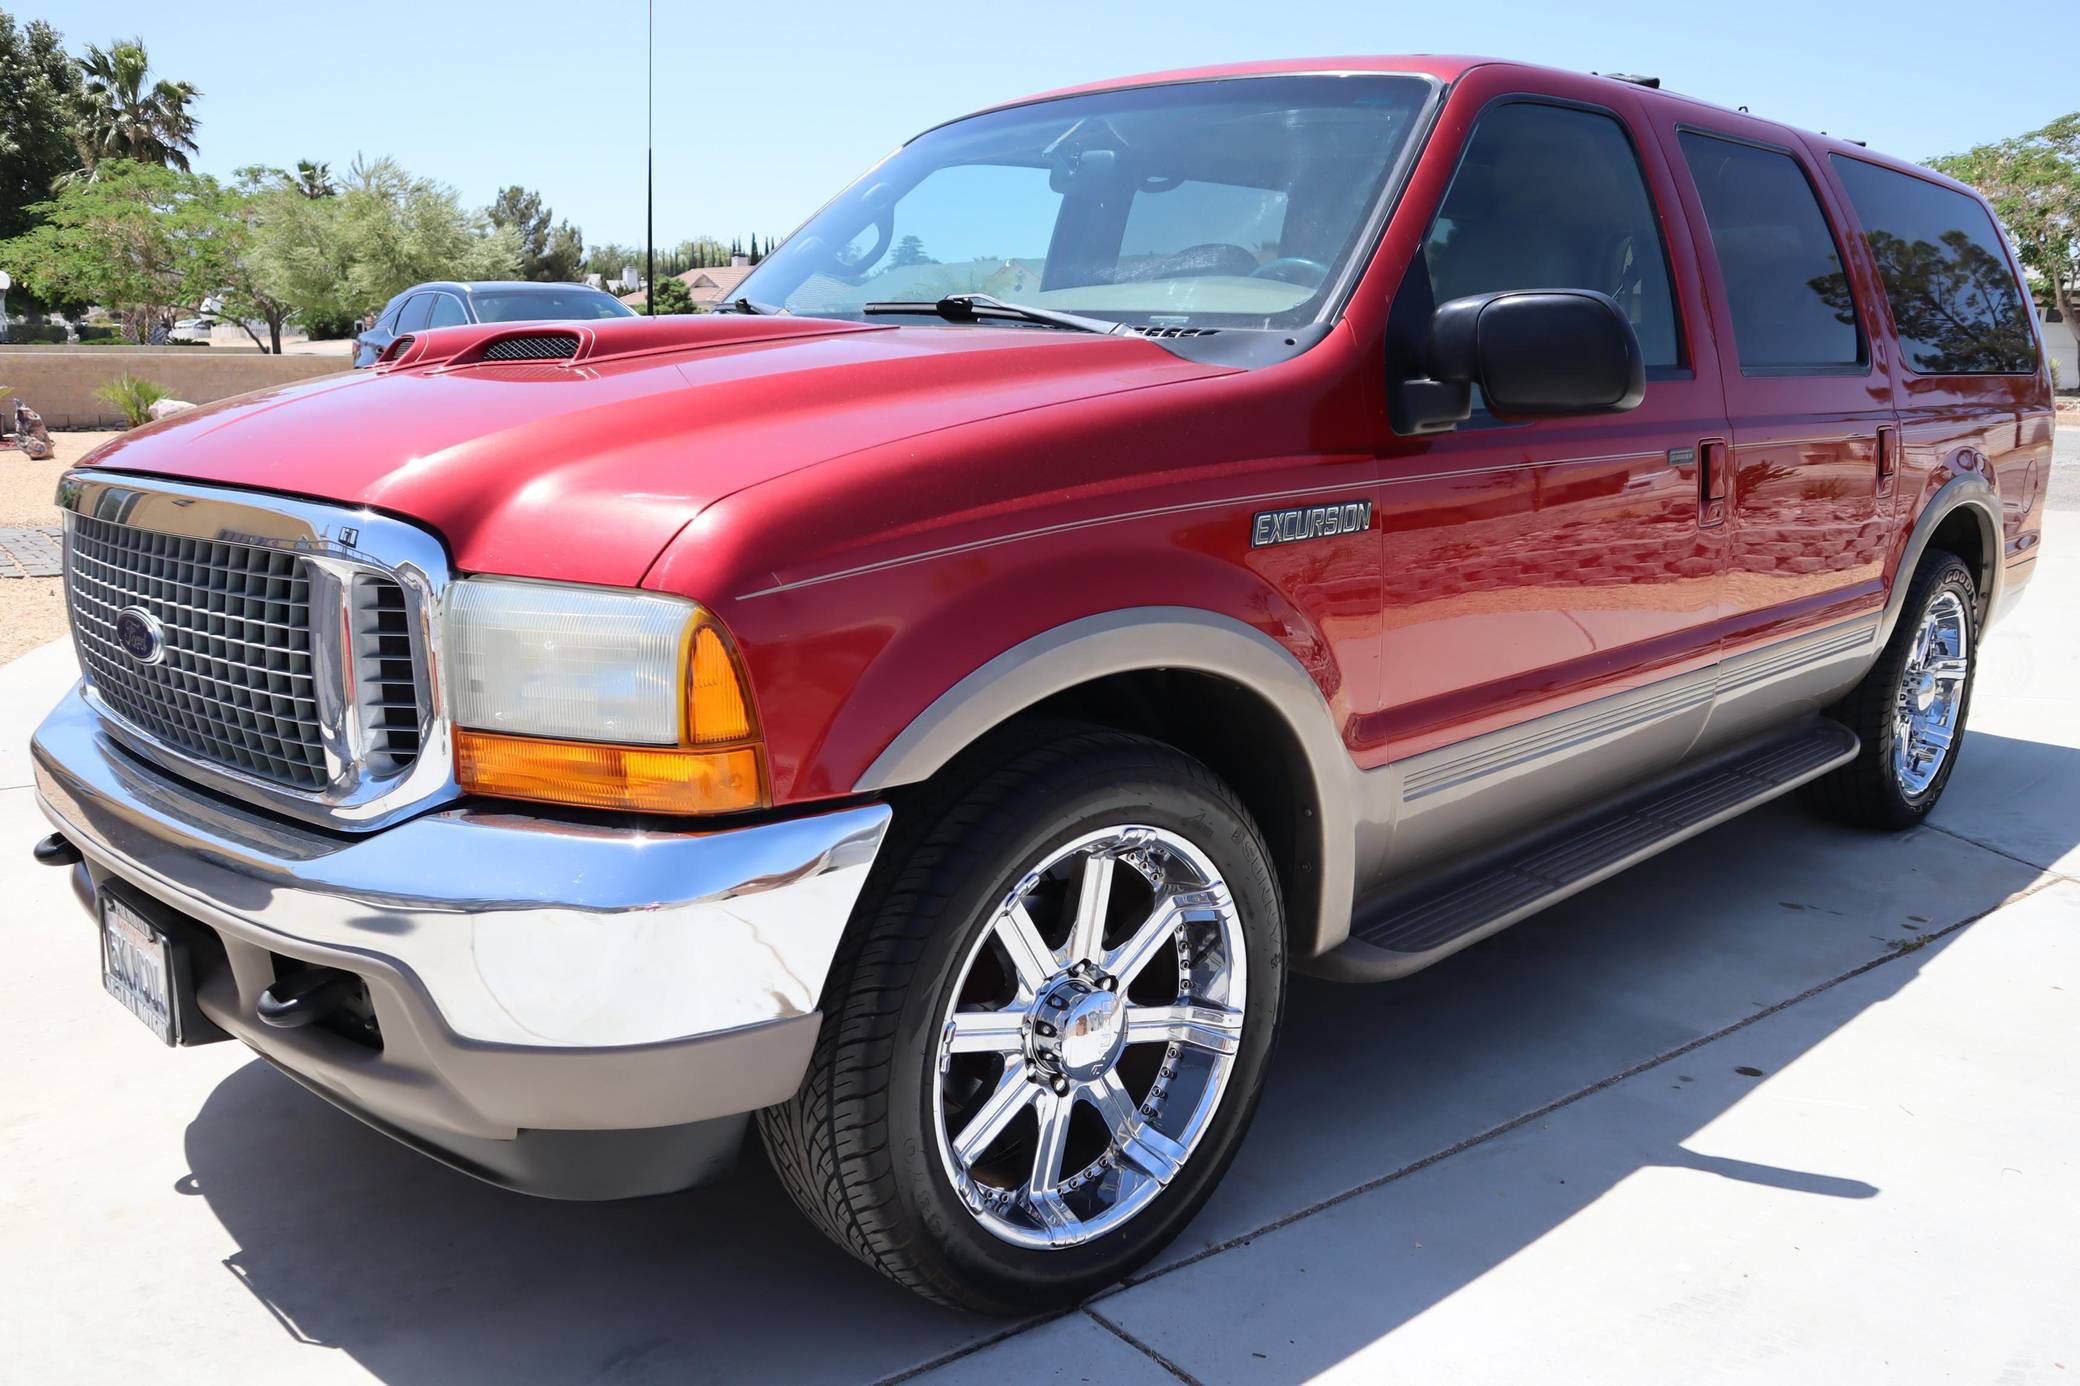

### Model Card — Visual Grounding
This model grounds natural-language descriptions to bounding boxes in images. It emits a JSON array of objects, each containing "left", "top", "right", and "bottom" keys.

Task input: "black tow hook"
[
  {"left": 257, "top": 968, "right": 359, "bottom": 1029},
  {"left": 32, "top": 832, "right": 82, "bottom": 868}
]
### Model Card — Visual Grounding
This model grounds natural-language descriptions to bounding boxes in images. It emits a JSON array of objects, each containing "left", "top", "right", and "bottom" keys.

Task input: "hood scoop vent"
[
  {"left": 477, "top": 333, "right": 581, "bottom": 363},
  {"left": 1129, "top": 325, "right": 1219, "bottom": 340}
]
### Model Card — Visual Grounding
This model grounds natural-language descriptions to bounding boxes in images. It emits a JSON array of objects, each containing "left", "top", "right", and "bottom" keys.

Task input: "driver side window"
[{"left": 1422, "top": 101, "right": 1682, "bottom": 369}]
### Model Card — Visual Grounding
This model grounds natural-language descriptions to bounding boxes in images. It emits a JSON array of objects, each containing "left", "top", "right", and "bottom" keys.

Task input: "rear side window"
[
  {"left": 428, "top": 294, "right": 469, "bottom": 328},
  {"left": 1423, "top": 101, "right": 1681, "bottom": 368},
  {"left": 1829, "top": 156, "right": 2037, "bottom": 375},
  {"left": 1678, "top": 133, "right": 1862, "bottom": 372},
  {"left": 393, "top": 294, "right": 435, "bottom": 333}
]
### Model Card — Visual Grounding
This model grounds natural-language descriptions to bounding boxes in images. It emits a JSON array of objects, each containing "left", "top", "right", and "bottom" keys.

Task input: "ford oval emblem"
[{"left": 114, "top": 606, "right": 166, "bottom": 665}]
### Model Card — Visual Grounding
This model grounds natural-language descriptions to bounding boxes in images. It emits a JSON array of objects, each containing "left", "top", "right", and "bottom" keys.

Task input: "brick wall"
[{"left": 0, "top": 349, "right": 348, "bottom": 429}]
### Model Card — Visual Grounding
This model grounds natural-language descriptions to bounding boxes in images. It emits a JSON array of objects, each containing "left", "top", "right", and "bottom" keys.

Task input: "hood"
[{"left": 74, "top": 314, "right": 1229, "bottom": 587}]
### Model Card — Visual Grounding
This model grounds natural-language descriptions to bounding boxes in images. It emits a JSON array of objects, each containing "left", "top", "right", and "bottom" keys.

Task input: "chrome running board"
[{"left": 1310, "top": 719, "right": 1860, "bottom": 983}]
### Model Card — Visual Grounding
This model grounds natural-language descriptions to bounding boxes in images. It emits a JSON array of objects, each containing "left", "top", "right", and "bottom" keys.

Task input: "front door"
[{"left": 1358, "top": 69, "right": 1733, "bottom": 876}]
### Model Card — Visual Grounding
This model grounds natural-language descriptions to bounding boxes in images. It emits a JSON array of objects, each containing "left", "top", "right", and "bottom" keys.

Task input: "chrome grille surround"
[{"left": 57, "top": 470, "right": 456, "bottom": 831}]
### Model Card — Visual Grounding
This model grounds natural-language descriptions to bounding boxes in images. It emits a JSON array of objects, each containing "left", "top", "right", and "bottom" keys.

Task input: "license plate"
[{"left": 100, "top": 894, "right": 178, "bottom": 1045}]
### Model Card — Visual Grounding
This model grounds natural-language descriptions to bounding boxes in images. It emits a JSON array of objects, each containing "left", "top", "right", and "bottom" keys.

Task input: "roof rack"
[{"left": 1597, "top": 72, "right": 1661, "bottom": 88}]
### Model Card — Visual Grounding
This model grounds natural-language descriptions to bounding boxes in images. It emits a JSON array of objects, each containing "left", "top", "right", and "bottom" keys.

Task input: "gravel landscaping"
[{"left": 0, "top": 431, "right": 112, "bottom": 666}]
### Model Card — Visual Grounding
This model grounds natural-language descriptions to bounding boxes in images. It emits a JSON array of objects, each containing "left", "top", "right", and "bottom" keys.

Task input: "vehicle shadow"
[{"left": 176, "top": 733, "right": 2071, "bottom": 1386}]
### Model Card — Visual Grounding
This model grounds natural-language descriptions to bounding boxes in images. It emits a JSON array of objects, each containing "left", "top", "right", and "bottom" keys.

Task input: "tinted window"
[
  {"left": 393, "top": 294, "right": 435, "bottom": 333},
  {"left": 1679, "top": 133, "right": 1861, "bottom": 371},
  {"left": 469, "top": 290, "right": 636, "bottom": 322},
  {"left": 427, "top": 293, "right": 468, "bottom": 328},
  {"left": 1830, "top": 156, "right": 2037, "bottom": 375},
  {"left": 1423, "top": 102, "right": 1681, "bottom": 368}
]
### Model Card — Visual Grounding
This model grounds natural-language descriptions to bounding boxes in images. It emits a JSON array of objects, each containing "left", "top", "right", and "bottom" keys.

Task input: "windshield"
[
  {"left": 470, "top": 290, "right": 636, "bottom": 323},
  {"left": 734, "top": 74, "right": 1434, "bottom": 330}
]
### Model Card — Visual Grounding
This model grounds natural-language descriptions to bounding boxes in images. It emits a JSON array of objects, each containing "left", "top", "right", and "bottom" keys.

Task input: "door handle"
[
  {"left": 1698, "top": 437, "right": 1729, "bottom": 528},
  {"left": 1876, "top": 425, "right": 1899, "bottom": 498}
]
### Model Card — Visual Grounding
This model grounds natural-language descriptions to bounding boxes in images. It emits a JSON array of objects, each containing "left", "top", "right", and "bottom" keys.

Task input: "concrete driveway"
[{"left": 3, "top": 482, "right": 2076, "bottom": 1383}]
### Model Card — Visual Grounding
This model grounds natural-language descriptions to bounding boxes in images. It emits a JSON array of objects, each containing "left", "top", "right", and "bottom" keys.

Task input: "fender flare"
[
  {"left": 1879, "top": 470, "right": 2003, "bottom": 645},
  {"left": 855, "top": 606, "right": 1360, "bottom": 956}
]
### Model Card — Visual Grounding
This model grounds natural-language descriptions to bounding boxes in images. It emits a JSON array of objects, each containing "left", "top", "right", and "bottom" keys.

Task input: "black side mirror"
[{"left": 1391, "top": 289, "right": 1647, "bottom": 434}]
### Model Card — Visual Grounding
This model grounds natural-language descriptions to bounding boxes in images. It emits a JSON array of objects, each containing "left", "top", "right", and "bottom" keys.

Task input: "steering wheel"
[{"left": 1250, "top": 257, "right": 1331, "bottom": 289}]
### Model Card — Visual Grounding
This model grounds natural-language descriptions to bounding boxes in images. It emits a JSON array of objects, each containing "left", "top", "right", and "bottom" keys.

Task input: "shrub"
[
  {"left": 301, "top": 311, "right": 360, "bottom": 341},
  {"left": 1, "top": 323, "right": 69, "bottom": 344},
  {"left": 76, "top": 324, "right": 121, "bottom": 344},
  {"left": 95, "top": 374, "right": 174, "bottom": 428},
  {"left": 648, "top": 275, "right": 696, "bottom": 315}
]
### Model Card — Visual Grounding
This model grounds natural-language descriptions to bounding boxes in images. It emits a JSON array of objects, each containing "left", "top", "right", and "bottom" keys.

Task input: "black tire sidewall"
[{"left": 878, "top": 751, "right": 1284, "bottom": 1310}]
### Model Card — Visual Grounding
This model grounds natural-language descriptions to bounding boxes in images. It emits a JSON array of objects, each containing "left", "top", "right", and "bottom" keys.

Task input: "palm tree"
[
  {"left": 69, "top": 39, "right": 201, "bottom": 181},
  {"left": 293, "top": 160, "right": 336, "bottom": 199}
]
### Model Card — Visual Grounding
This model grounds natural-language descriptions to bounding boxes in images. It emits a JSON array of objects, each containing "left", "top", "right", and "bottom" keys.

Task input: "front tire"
[
  {"left": 1808, "top": 548, "right": 1978, "bottom": 828},
  {"left": 759, "top": 723, "right": 1284, "bottom": 1313}
]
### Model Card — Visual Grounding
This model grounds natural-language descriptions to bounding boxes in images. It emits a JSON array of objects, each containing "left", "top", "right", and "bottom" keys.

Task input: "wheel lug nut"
[
  {"left": 1051, "top": 1076, "right": 1070, "bottom": 1096},
  {"left": 1035, "top": 1021, "right": 1056, "bottom": 1038}
]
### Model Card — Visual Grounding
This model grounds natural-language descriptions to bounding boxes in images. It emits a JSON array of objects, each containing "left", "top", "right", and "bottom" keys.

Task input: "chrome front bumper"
[{"left": 33, "top": 682, "right": 889, "bottom": 1194}]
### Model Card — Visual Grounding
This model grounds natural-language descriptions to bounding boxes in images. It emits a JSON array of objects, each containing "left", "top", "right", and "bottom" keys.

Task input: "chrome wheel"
[
  {"left": 1893, "top": 589, "right": 1969, "bottom": 798},
  {"left": 931, "top": 825, "right": 1248, "bottom": 1250}
]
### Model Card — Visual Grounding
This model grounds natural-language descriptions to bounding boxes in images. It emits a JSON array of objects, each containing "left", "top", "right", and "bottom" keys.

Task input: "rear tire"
[
  {"left": 1807, "top": 549, "right": 1978, "bottom": 829},
  {"left": 759, "top": 722, "right": 1284, "bottom": 1314}
]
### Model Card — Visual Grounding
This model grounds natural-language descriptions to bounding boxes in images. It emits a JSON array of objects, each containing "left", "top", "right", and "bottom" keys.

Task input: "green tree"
[
  {"left": 1932, "top": 115, "right": 2080, "bottom": 331},
  {"left": 334, "top": 156, "right": 521, "bottom": 308},
  {"left": 206, "top": 157, "right": 520, "bottom": 348},
  {"left": 583, "top": 241, "right": 641, "bottom": 280},
  {"left": 489, "top": 184, "right": 585, "bottom": 281},
  {"left": 0, "top": 10, "right": 83, "bottom": 239},
  {"left": 649, "top": 274, "right": 694, "bottom": 314},
  {"left": 888, "top": 234, "right": 932, "bottom": 268},
  {"left": 539, "top": 220, "right": 584, "bottom": 281},
  {"left": 69, "top": 38, "right": 200, "bottom": 181},
  {"left": 212, "top": 174, "right": 307, "bottom": 352},
  {"left": 0, "top": 160, "right": 231, "bottom": 341}
]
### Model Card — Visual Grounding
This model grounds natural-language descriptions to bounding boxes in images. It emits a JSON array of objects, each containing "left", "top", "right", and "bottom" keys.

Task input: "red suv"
[{"left": 31, "top": 57, "right": 2052, "bottom": 1312}]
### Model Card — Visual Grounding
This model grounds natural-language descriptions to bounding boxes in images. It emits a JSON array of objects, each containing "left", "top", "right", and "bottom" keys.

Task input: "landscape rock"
[
  {"left": 8, "top": 399, "right": 54, "bottom": 460},
  {"left": 146, "top": 398, "right": 196, "bottom": 421}
]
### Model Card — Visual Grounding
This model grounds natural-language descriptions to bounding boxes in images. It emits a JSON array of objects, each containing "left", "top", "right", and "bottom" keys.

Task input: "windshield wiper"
[
  {"left": 861, "top": 293, "right": 1122, "bottom": 336},
  {"left": 721, "top": 296, "right": 782, "bottom": 315}
]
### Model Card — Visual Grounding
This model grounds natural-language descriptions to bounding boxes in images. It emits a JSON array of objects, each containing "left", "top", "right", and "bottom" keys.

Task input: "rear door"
[{"left": 1660, "top": 117, "right": 1900, "bottom": 735}]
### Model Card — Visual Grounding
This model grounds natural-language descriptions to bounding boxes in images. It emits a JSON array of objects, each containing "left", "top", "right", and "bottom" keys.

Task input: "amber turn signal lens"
[
  {"left": 687, "top": 623, "right": 753, "bottom": 744},
  {"left": 457, "top": 731, "right": 766, "bottom": 815}
]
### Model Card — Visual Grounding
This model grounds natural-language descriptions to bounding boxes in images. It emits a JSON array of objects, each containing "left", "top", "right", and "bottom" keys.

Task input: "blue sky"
[{"left": 28, "top": 0, "right": 2069, "bottom": 250}]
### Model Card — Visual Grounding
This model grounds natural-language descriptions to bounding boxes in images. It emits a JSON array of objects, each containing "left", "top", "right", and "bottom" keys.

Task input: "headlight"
[{"left": 444, "top": 578, "right": 766, "bottom": 814}]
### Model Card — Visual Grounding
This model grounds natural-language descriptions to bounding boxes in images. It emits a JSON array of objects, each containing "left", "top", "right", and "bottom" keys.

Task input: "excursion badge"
[{"left": 1250, "top": 500, "right": 1373, "bottom": 548}]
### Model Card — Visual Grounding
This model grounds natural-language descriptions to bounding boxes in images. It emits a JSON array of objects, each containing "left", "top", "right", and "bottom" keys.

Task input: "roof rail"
[{"left": 1597, "top": 72, "right": 1661, "bottom": 88}]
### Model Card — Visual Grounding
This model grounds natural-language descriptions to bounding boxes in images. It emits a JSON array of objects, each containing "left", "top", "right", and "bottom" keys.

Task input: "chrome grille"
[
  {"left": 67, "top": 512, "right": 329, "bottom": 789},
  {"left": 58, "top": 471, "right": 455, "bottom": 831}
]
